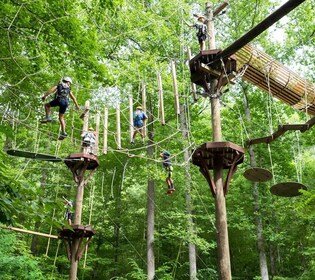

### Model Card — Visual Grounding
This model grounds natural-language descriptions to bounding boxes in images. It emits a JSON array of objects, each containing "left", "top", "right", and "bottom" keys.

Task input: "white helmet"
[{"left": 62, "top": 76, "right": 72, "bottom": 84}]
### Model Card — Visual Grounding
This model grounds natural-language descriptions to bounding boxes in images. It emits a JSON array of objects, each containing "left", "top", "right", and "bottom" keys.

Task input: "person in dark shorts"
[
  {"left": 41, "top": 76, "right": 80, "bottom": 138},
  {"left": 131, "top": 106, "right": 148, "bottom": 144},
  {"left": 184, "top": 15, "right": 208, "bottom": 50},
  {"left": 160, "top": 150, "right": 175, "bottom": 194},
  {"left": 63, "top": 196, "right": 74, "bottom": 225}
]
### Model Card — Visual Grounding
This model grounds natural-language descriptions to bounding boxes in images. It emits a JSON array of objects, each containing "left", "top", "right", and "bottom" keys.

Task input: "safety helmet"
[
  {"left": 89, "top": 127, "right": 94, "bottom": 131},
  {"left": 136, "top": 106, "right": 142, "bottom": 110},
  {"left": 62, "top": 76, "right": 72, "bottom": 84}
]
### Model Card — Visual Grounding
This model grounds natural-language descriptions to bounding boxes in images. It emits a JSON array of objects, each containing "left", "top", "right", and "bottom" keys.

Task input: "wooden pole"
[
  {"left": 129, "top": 95, "right": 134, "bottom": 143},
  {"left": 187, "top": 48, "right": 198, "bottom": 102},
  {"left": 116, "top": 103, "right": 121, "bottom": 149},
  {"left": 171, "top": 60, "right": 180, "bottom": 115},
  {"left": 103, "top": 107, "right": 108, "bottom": 154},
  {"left": 157, "top": 72, "right": 165, "bottom": 125},
  {"left": 95, "top": 111, "right": 100, "bottom": 155},
  {"left": 0, "top": 225, "right": 58, "bottom": 239},
  {"left": 207, "top": 2, "right": 231, "bottom": 279}
]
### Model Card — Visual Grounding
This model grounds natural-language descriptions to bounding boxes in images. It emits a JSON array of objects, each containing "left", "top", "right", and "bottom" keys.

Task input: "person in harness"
[
  {"left": 41, "top": 76, "right": 80, "bottom": 139},
  {"left": 160, "top": 150, "right": 175, "bottom": 194},
  {"left": 63, "top": 196, "right": 74, "bottom": 225},
  {"left": 184, "top": 15, "right": 208, "bottom": 51},
  {"left": 81, "top": 127, "right": 96, "bottom": 154},
  {"left": 131, "top": 106, "right": 147, "bottom": 144}
]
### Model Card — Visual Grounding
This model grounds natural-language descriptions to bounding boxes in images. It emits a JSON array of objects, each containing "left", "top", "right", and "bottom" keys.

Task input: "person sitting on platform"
[
  {"left": 81, "top": 127, "right": 96, "bottom": 154},
  {"left": 160, "top": 150, "right": 175, "bottom": 194},
  {"left": 41, "top": 76, "right": 80, "bottom": 139},
  {"left": 131, "top": 106, "right": 147, "bottom": 144},
  {"left": 184, "top": 15, "right": 208, "bottom": 51},
  {"left": 63, "top": 196, "right": 74, "bottom": 225}
]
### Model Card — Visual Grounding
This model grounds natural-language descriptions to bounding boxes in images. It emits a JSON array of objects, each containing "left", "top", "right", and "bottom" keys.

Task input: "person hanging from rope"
[
  {"left": 160, "top": 150, "right": 175, "bottom": 194},
  {"left": 131, "top": 106, "right": 147, "bottom": 144},
  {"left": 81, "top": 127, "right": 96, "bottom": 155},
  {"left": 41, "top": 76, "right": 80, "bottom": 139},
  {"left": 63, "top": 196, "right": 74, "bottom": 225},
  {"left": 184, "top": 15, "right": 208, "bottom": 51}
]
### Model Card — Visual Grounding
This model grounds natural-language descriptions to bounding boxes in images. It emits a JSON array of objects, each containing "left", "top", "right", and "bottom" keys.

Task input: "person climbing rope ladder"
[
  {"left": 131, "top": 106, "right": 147, "bottom": 144},
  {"left": 160, "top": 150, "right": 175, "bottom": 194},
  {"left": 41, "top": 76, "right": 80, "bottom": 140},
  {"left": 63, "top": 196, "right": 74, "bottom": 225}
]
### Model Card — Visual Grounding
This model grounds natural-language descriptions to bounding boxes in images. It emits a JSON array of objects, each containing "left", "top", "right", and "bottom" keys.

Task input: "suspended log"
[
  {"left": 129, "top": 95, "right": 134, "bottom": 143},
  {"left": 141, "top": 82, "right": 147, "bottom": 137},
  {"left": 171, "top": 60, "right": 180, "bottom": 115},
  {"left": 116, "top": 103, "right": 121, "bottom": 149},
  {"left": 235, "top": 44, "right": 315, "bottom": 115},
  {"left": 157, "top": 72, "right": 165, "bottom": 125},
  {"left": 95, "top": 111, "right": 100, "bottom": 155},
  {"left": 103, "top": 107, "right": 108, "bottom": 154}
]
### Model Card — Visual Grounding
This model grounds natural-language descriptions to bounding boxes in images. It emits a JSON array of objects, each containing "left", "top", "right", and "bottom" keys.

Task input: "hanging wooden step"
[
  {"left": 270, "top": 182, "right": 307, "bottom": 197},
  {"left": 192, "top": 141, "right": 244, "bottom": 196},
  {"left": 243, "top": 167, "right": 273, "bottom": 182}
]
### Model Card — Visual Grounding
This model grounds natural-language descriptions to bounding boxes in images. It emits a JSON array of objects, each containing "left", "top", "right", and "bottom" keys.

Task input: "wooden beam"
[{"left": 0, "top": 225, "right": 58, "bottom": 239}]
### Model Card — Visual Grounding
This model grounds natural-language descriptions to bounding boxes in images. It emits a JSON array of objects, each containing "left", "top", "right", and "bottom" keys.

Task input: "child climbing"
[
  {"left": 41, "top": 76, "right": 80, "bottom": 140},
  {"left": 131, "top": 106, "right": 147, "bottom": 144},
  {"left": 184, "top": 15, "right": 208, "bottom": 51},
  {"left": 81, "top": 127, "right": 96, "bottom": 155},
  {"left": 63, "top": 196, "right": 74, "bottom": 225},
  {"left": 160, "top": 150, "right": 175, "bottom": 194}
]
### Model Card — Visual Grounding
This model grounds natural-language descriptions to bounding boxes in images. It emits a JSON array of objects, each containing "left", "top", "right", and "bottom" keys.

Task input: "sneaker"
[
  {"left": 141, "top": 139, "right": 145, "bottom": 144},
  {"left": 130, "top": 140, "right": 134, "bottom": 144},
  {"left": 46, "top": 116, "right": 52, "bottom": 122},
  {"left": 61, "top": 132, "right": 68, "bottom": 137}
]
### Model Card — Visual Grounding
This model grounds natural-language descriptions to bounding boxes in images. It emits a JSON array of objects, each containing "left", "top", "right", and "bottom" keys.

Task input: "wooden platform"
[
  {"left": 6, "top": 149, "right": 62, "bottom": 162},
  {"left": 189, "top": 49, "right": 237, "bottom": 93},
  {"left": 64, "top": 153, "right": 99, "bottom": 171},
  {"left": 270, "top": 182, "right": 307, "bottom": 197},
  {"left": 192, "top": 142, "right": 244, "bottom": 196},
  {"left": 58, "top": 224, "right": 96, "bottom": 240},
  {"left": 192, "top": 142, "right": 244, "bottom": 169}
]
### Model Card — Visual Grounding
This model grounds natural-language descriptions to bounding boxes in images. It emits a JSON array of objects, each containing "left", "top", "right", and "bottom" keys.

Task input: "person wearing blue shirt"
[{"left": 131, "top": 106, "right": 147, "bottom": 144}]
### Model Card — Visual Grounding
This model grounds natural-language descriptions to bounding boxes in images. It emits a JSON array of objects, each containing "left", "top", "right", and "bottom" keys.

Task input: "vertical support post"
[
  {"left": 206, "top": 2, "right": 231, "bottom": 279},
  {"left": 103, "top": 107, "right": 108, "bottom": 154},
  {"left": 142, "top": 82, "right": 147, "bottom": 137},
  {"left": 116, "top": 103, "right": 121, "bottom": 149},
  {"left": 157, "top": 72, "right": 165, "bottom": 125},
  {"left": 81, "top": 101, "right": 90, "bottom": 154},
  {"left": 187, "top": 48, "right": 197, "bottom": 101},
  {"left": 129, "top": 95, "right": 134, "bottom": 143},
  {"left": 95, "top": 111, "right": 100, "bottom": 155},
  {"left": 171, "top": 60, "right": 180, "bottom": 115}
]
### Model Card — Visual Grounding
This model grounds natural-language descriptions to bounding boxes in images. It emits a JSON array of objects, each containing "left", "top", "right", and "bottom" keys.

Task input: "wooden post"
[
  {"left": 116, "top": 103, "right": 121, "bottom": 149},
  {"left": 207, "top": 2, "right": 231, "bottom": 279},
  {"left": 103, "top": 107, "right": 108, "bottom": 154},
  {"left": 157, "top": 72, "right": 165, "bottom": 125},
  {"left": 81, "top": 101, "right": 90, "bottom": 154},
  {"left": 129, "top": 95, "right": 134, "bottom": 143},
  {"left": 95, "top": 111, "right": 100, "bottom": 155},
  {"left": 171, "top": 60, "right": 180, "bottom": 115},
  {"left": 187, "top": 48, "right": 198, "bottom": 102},
  {"left": 142, "top": 82, "right": 147, "bottom": 137}
]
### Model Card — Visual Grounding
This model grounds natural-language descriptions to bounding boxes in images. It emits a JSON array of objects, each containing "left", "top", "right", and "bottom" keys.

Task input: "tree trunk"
[
  {"left": 146, "top": 105, "right": 155, "bottom": 280},
  {"left": 179, "top": 104, "right": 197, "bottom": 279},
  {"left": 243, "top": 90, "right": 269, "bottom": 280}
]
